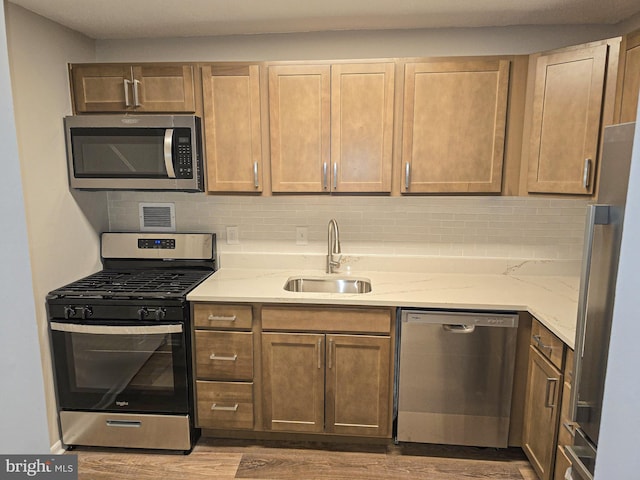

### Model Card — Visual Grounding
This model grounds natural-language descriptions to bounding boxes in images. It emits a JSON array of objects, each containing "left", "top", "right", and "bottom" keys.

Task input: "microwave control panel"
[{"left": 175, "top": 128, "right": 193, "bottom": 179}]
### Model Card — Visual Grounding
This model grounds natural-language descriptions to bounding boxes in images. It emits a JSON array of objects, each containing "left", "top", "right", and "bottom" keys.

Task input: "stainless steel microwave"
[{"left": 64, "top": 115, "right": 204, "bottom": 191}]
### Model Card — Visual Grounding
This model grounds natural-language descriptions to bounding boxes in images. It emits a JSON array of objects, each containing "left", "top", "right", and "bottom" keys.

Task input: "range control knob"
[
  {"left": 137, "top": 307, "right": 149, "bottom": 320},
  {"left": 154, "top": 308, "right": 166, "bottom": 321},
  {"left": 82, "top": 306, "right": 93, "bottom": 319},
  {"left": 64, "top": 306, "right": 76, "bottom": 319}
]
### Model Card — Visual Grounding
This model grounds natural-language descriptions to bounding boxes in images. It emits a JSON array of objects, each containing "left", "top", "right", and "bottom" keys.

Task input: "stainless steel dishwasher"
[{"left": 396, "top": 309, "right": 518, "bottom": 448}]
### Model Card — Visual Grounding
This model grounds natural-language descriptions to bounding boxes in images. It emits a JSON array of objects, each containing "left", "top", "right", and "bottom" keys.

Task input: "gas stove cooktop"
[
  {"left": 47, "top": 233, "right": 216, "bottom": 301},
  {"left": 48, "top": 268, "right": 215, "bottom": 300}
]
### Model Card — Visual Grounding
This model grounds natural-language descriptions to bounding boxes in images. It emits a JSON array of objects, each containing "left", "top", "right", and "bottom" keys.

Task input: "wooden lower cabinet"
[
  {"left": 196, "top": 381, "right": 254, "bottom": 430},
  {"left": 523, "top": 345, "right": 563, "bottom": 480},
  {"left": 193, "top": 303, "right": 256, "bottom": 431},
  {"left": 261, "top": 332, "right": 391, "bottom": 437},
  {"left": 325, "top": 334, "right": 390, "bottom": 436},
  {"left": 261, "top": 332, "right": 325, "bottom": 433},
  {"left": 553, "top": 445, "right": 572, "bottom": 480}
]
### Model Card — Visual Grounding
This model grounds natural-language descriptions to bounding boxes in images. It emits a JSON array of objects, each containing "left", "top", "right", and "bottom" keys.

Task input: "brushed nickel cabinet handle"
[
  {"left": 333, "top": 163, "right": 338, "bottom": 190},
  {"left": 211, "top": 403, "right": 239, "bottom": 412},
  {"left": 563, "top": 421, "right": 578, "bottom": 437},
  {"left": 545, "top": 377, "right": 558, "bottom": 408},
  {"left": 328, "top": 338, "right": 334, "bottom": 369},
  {"left": 583, "top": 158, "right": 592, "bottom": 188},
  {"left": 254, "top": 161, "right": 259, "bottom": 188},
  {"left": 133, "top": 79, "right": 142, "bottom": 107},
  {"left": 208, "top": 314, "right": 236, "bottom": 322},
  {"left": 532, "top": 334, "right": 554, "bottom": 353},
  {"left": 123, "top": 79, "right": 132, "bottom": 107},
  {"left": 323, "top": 162, "right": 328, "bottom": 190},
  {"left": 209, "top": 353, "right": 238, "bottom": 362},
  {"left": 405, "top": 162, "right": 411, "bottom": 190},
  {"left": 317, "top": 338, "right": 322, "bottom": 369}
]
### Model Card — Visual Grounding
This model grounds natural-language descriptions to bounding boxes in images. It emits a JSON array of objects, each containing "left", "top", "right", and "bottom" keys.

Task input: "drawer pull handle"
[
  {"left": 209, "top": 353, "right": 238, "bottom": 361},
  {"left": 211, "top": 403, "right": 239, "bottom": 412},
  {"left": 106, "top": 420, "right": 141, "bottom": 428},
  {"left": 563, "top": 421, "right": 578, "bottom": 437},
  {"left": 533, "top": 334, "right": 554, "bottom": 352},
  {"left": 545, "top": 377, "right": 558, "bottom": 408},
  {"left": 208, "top": 314, "right": 237, "bottom": 322}
]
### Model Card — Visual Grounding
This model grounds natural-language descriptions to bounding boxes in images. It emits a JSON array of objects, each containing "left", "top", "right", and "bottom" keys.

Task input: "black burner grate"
[{"left": 51, "top": 269, "right": 213, "bottom": 299}]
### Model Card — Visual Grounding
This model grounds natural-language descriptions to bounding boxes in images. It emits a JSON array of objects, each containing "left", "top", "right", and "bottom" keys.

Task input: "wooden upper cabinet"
[
  {"left": 269, "top": 65, "right": 331, "bottom": 193},
  {"left": 331, "top": 63, "right": 394, "bottom": 193},
  {"left": 70, "top": 64, "right": 195, "bottom": 113},
  {"left": 402, "top": 59, "right": 510, "bottom": 193},
  {"left": 527, "top": 45, "right": 607, "bottom": 194},
  {"left": 269, "top": 63, "right": 395, "bottom": 193},
  {"left": 202, "top": 64, "right": 263, "bottom": 192},
  {"left": 619, "top": 30, "right": 640, "bottom": 123}
]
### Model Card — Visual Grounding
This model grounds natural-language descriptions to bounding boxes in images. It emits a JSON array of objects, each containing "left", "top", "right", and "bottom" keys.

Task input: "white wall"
[
  {"left": 5, "top": 4, "right": 108, "bottom": 448},
  {"left": 95, "top": 24, "right": 619, "bottom": 63},
  {"left": 0, "top": 1, "right": 48, "bottom": 453}
]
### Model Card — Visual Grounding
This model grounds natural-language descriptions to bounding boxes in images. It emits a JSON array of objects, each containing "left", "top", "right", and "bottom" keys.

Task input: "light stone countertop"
[{"left": 188, "top": 254, "right": 580, "bottom": 348}]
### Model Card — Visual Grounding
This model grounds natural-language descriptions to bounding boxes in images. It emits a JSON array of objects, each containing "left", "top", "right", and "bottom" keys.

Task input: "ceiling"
[{"left": 9, "top": 0, "right": 640, "bottom": 40}]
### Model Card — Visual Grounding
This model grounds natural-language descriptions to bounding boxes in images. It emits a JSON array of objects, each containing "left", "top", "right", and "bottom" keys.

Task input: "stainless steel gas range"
[{"left": 46, "top": 232, "right": 216, "bottom": 453}]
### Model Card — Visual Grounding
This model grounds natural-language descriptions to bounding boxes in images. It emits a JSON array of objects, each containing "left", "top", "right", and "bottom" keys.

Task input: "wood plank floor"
[{"left": 72, "top": 438, "right": 537, "bottom": 480}]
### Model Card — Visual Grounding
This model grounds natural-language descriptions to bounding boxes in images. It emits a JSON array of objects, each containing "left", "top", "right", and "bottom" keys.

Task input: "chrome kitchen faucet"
[{"left": 326, "top": 218, "right": 342, "bottom": 273}]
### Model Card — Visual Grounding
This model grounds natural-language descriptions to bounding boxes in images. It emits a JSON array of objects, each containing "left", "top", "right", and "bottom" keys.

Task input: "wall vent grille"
[{"left": 139, "top": 203, "right": 176, "bottom": 232}]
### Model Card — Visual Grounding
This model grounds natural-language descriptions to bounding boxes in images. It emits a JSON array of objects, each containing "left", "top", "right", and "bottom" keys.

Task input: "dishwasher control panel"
[{"left": 403, "top": 310, "right": 518, "bottom": 328}]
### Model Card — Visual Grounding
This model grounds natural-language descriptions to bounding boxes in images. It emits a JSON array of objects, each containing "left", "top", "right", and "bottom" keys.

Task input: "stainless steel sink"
[{"left": 283, "top": 276, "right": 372, "bottom": 294}]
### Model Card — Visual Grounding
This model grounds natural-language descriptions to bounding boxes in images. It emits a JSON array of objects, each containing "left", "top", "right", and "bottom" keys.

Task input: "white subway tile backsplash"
[{"left": 106, "top": 193, "right": 588, "bottom": 261}]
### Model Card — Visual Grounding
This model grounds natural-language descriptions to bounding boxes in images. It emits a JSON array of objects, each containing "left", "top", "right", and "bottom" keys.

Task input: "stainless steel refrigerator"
[{"left": 565, "top": 122, "right": 637, "bottom": 480}]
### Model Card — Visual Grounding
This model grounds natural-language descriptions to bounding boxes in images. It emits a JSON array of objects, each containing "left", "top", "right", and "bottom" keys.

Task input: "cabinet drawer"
[
  {"left": 196, "top": 381, "right": 254, "bottom": 430},
  {"left": 262, "top": 306, "right": 392, "bottom": 333},
  {"left": 195, "top": 331, "right": 253, "bottom": 380},
  {"left": 193, "top": 303, "right": 252, "bottom": 329},
  {"left": 531, "top": 320, "right": 564, "bottom": 369},
  {"left": 564, "top": 348, "right": 574, "bottom": 383}
]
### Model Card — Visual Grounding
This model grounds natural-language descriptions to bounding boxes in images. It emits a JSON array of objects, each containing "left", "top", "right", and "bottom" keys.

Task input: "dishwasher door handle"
[{"left": 442, "top": 324, "right": 476, "bottom": 333}]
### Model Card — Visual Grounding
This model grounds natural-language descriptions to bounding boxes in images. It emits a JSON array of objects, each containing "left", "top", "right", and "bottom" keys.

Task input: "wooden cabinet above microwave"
[{"left": 70, "top": 64, "right": 196, "bottom": 113}]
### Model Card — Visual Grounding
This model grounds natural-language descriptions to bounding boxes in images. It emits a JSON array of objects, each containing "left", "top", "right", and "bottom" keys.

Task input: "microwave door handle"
[{"left": 164, "top": 128, "right": 176, "bottom": 178}]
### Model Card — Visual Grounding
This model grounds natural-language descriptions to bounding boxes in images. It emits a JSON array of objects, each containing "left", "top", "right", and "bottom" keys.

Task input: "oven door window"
[{"left": 50, "top": 322, "right": 188, "bottom": 413}]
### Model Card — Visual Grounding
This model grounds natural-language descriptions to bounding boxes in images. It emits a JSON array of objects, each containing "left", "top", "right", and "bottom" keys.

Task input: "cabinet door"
[
  {"left": 523, "top": 345, "right": 563, "bottom": 480},
  {"left": 325, "top": 335, "right": 391, "bottom": 437},
  {"left": 331, "top": 63, "right": 394, "bottom": 193},
  {"left": 202, "top": 64, "right": 263, "bottom": 192},
  {"left": 131, "top": 65, "right": 195, "bottom": 112},
  {"left": 402, "top": 59, "right": 510, "bottom": 193},
  {"left": 71, "top": 64, "right": 133, "bottom": 112},
  {"left": 269, "top": 65, "right": 331, "bottom": 192},
  {"left": 527, "top": 45, "right": 607, "bottom": 194},
  {"left": 620, "top": 31, "right": 640, "bottom": 123},
  {"left": 261, "top": 333, "right": 325, "bottom": 432}
]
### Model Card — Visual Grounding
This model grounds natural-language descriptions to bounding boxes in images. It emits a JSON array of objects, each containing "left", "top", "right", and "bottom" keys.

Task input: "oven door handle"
[{"left": 50, "top": 322, "right": 183, "bottom": 335}]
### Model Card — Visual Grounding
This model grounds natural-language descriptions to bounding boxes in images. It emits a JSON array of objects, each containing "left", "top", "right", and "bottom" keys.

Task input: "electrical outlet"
[
  {"left": 226, "top": 226, "right": 239, "bottom": 245},
  {"left": 296, "top": 226, "right": 308, "bottom": 245}
]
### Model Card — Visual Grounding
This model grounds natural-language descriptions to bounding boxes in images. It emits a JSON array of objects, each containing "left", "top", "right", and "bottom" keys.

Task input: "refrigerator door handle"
[{"left": 571, "top": 204, "right": 610, "bottom": 419}]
